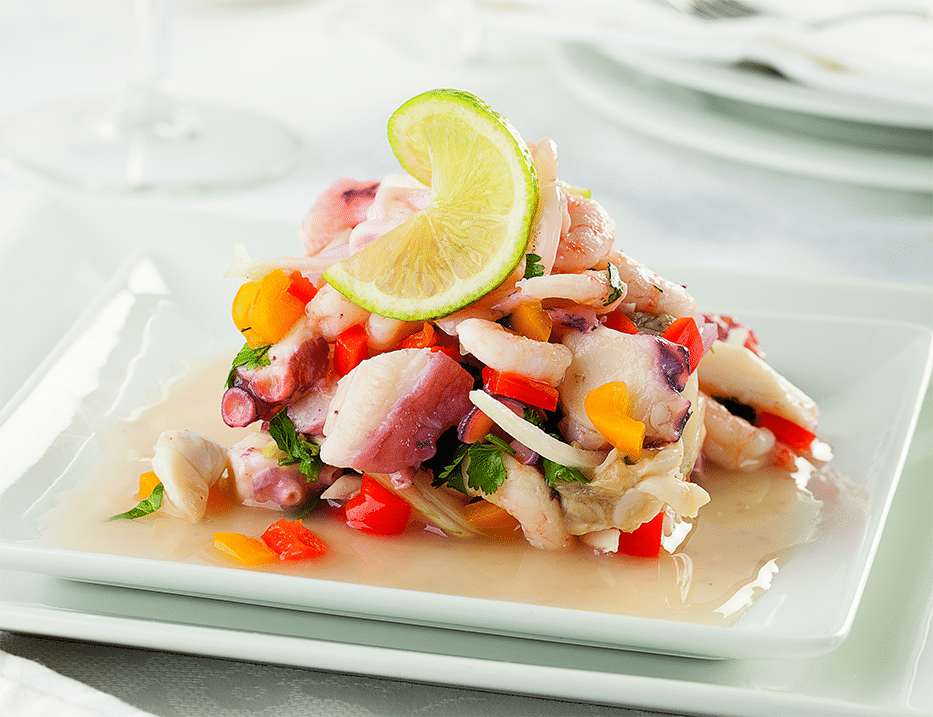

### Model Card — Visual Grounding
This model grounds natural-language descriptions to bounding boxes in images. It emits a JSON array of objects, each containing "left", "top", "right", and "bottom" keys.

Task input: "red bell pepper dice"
[
  {"left": 286, "top": 271, "right": 318, "bottom": 305},
  {"left": 399, "top": 325, "right": 461, "bottom": 360},
  {"left": 755, "top": 411, "right": 816, "bottom": 453},
  {"left": 481, "top": 367, "right": 559, "bottom": 412},
  {"left": 399, "top": 323, "right": 437, "bottom": 349},
  {"left": 334, "top": 324, "right": 370, "bottom": 377},
  {"left": 617, "top": 511, "right": 664, "bottom": 558},
  {"left": 261, "top": 519, "right": 328, "bottom": 560},
  {"left": 662, "top": 317, "right": 704, "bottom": 374},
  {"left": 344, "top": 475, "right": 412, "bottom": 536},
  {"left": 603, "top": 310, "right": 639, "bottom": 334}
]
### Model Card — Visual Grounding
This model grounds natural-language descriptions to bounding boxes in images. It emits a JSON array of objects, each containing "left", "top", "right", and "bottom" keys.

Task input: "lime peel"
[{"left": 323, "top": 89, "right": 538, "bottom": 321}]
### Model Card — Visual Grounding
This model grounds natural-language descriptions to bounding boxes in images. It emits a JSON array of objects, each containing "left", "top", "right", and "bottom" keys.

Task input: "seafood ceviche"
[{"left": 117, "top": 90, "right": 827, "bottom": 565}]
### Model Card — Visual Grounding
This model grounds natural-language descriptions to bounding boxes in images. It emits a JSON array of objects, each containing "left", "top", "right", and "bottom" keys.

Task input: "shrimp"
[
  {"left": 604, "top": 250, "right": 697, "bottom": 319},
  {"left": 304, "top": 284, "right": 371, "bottom": 341},
  {"left": 346, "top": 175, "right": 433, "bottom": 253},
  {"left": 525, "top": 139, "right": 569, "bottom": 274},
  {"left": 299, "top": 178, "right": 380, "bottom": 256},
  {"left": 553, "top": 194, "right": 615, "bottom": 273},
  {"left": 699, "top": 393, "right": 776, "bottom": 472},
  {"left": 456, "top": 317, "right": 572, "bottom": 387},
  {"left": 365, "top": 174, "right": 432, "bottom": 222},
  {"left": 433, "top": 304, "right": 507, "bottom": 337},
  {"left": 528, "top": 137, "right": 559, "bottom": 183},
  {"left": 483, "top": 454, "right": 574, "bottom": 550},
  {"left": 517, "top": 270, "right": 624, "bottom": 309},
  {"left": 151, "top": 430, "right": 229, "bottom": 522},
  {"left": 366, "top": 314, "right": 422, "bottom": 352}
]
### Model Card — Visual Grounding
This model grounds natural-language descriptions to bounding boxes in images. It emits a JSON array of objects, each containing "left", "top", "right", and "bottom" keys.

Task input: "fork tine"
[
  {"left": 693, "top": 0, "right": 758, "bottom": 20},
  {"left": 718, "top": 0, "right": 758, "bottom": 18}
]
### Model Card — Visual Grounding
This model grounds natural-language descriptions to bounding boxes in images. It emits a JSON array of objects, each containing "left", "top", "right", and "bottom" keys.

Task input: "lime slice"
[{"left": 323, "top": 89, "right": 538, "bottom": 320}]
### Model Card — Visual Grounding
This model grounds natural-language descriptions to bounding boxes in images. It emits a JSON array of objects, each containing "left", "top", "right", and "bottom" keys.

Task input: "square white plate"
[{"left": 1, "top": 206, "right": 930, "bottom": 661}]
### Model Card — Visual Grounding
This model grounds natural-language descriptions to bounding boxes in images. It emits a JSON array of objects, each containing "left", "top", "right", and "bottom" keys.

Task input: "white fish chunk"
[
  {"left": 457, "top": 317, "right": 572, "bottom": 387},
  {"left": 152, "top": 430, "right": 228, "bottom": 522},
  {"left": 697, "top": 341, "right": 818, "bottom": 433}
]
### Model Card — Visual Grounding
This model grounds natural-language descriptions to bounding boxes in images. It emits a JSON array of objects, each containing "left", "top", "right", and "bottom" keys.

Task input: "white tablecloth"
[{"left": 1, "top": 1, "right": 930, "bottom": 716}]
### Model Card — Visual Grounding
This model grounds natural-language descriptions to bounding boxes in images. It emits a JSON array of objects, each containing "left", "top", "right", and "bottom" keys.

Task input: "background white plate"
[
  {"left": 1, "top": 208, "right": 930, "bottom": 662},
  {"left": 552, "top": 43, "right": 933, "bottom": 192},
  {"left": 473, "top": 0, "right": 933, "bottom": 108},
  {"left": 588, "top": 43, "right": 933, "bottom": 129}
]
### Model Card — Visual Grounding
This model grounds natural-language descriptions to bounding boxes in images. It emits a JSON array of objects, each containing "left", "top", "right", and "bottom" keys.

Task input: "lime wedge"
[{"left": 323, "top": 89, "right": 538, "bottom": 320}]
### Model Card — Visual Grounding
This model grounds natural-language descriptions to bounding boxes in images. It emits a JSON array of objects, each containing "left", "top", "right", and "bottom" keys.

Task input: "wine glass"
[{"left": 0, "top": 0, "right": 303, "bottom": 193}]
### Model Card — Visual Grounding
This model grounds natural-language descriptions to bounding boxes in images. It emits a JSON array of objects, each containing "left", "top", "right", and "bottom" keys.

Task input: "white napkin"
[
  {"left": 474, "top": 0, "right": 933, "bottom": 104},
  {"left": 0, "top": 652, "right": 156, "bottom": 717}
]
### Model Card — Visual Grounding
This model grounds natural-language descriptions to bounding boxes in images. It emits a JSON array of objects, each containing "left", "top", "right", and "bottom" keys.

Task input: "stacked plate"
[{"left": 475, "top": 0, "right": 933, "bottom": 190}]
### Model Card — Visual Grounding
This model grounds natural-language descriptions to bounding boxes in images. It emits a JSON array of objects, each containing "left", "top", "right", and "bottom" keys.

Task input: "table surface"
[{"left": 1, "top": 1, "right": 931, "bottom": 716}]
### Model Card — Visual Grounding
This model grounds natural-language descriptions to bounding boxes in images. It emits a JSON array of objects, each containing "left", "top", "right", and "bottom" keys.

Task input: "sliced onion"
[
  {"left": 319, "top": 474, "right": 362, "bottom": 502},
  {"left": 224, "top": 243, "right": 344, "bottom": 281},
  {"left": 469, "top": 390, "right": 607, "bottom": 468}
]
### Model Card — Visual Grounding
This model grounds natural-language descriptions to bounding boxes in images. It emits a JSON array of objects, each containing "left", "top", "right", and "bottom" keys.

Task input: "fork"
[{"left": 654, "top": 0, "right": 932, "bottom": 27}]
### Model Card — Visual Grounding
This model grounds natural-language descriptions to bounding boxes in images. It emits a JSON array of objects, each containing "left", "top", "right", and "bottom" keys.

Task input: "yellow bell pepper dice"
[
  {"left": 231, "top": 280, "right": 264, "bottom": 346},
  {"left": 232, "top": 270, "right": 307, "bottom": 347},
  {"left": 249, "top": 270, "right": 307, "bottom": 345},
  {"left": 212, "top": 532, "right": 278, "bottom": 565},
  {"left": 463, "top": 500, "right": 522, "bottom": 540},
  {"left": 134, "top": 471, "right": 161, "bottom": 500},
  {"left": 510, "top": 301, "right": 552, "bottom": 343},
  {"left": 584, "top": 381, "right": 646, "bottom": 461}
]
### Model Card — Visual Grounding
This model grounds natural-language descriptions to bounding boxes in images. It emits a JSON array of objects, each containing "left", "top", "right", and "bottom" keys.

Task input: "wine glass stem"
[
  {"left": 132, "top": 0, "right": 170, "bottom": 99},
  {"left": 109, "top": 0, "right": 194, "bottom": 140}
]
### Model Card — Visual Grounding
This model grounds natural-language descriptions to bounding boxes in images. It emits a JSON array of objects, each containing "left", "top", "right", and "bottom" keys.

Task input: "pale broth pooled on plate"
[
  {"left": 38, "top": 353, "right": 825, "bottom": 626},
  {"left": 38, "top": 89, "right": 833, "bottom": 627}
]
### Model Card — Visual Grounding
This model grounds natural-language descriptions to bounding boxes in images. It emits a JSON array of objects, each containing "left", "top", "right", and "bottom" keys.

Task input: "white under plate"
[
  {"left": 1, "top": 209, "right": 931, "bottom": 664},
  {"left": 552, "top": 43, "right": 933, "bottom": 192}
]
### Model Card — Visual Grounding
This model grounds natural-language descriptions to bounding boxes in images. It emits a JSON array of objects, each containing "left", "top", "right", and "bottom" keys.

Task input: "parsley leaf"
[
  {"left": 523, "top": 406, "right": 543, "bottom": 427},
  {"left": 435, "top": 443, "right": 470, "bottom": 493},
  {"left": 267, "top": 411, "right": 322, "bottom": 482},
  {"left": 542, "top": 457, "right": 587, "bottom": 487},
  {"left": 541, "top": 432, "right": 590, "bottom": 486},
  {"left": 436, "top": 435, "right": 515, "bottom": 496},
  {"left": 524, "top": 253, "right": 545, "bottom": 279},
  {"left": 605, "top": 263, "right": 625, "bottom": 306},
  {"left": 226, "top": 343, "right": 271, "bottom": 388},
  {"left": 110, "top": 482, "right": 164, "bottom": 521}
]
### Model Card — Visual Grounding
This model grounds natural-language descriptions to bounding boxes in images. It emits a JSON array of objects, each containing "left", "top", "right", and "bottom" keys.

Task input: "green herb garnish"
[
  {"left": 524, "top": 253, "right": 545, "bottom": 279},
  {"left": 110, "top": 483, "right": 164, "bottom": 521},
  {"left": 542, "top": 457, "right": 587, "bottom": 486},
  {"left": 436, "top": 434, "right": 515, "bottom": 496},
  {"left": 267, "top": 411, "right": 323, "bottom": 482},
  {"left": 226, "top": 343, "right": 271, "bottom": 388},
  {"left": 605, "top": 263, "right": 625, "bottom": 305}
]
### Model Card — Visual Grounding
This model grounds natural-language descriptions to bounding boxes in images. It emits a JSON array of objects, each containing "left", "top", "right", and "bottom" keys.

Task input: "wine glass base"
[{"left": 0, "top": 95, "right": 304, "bottom": 193}]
